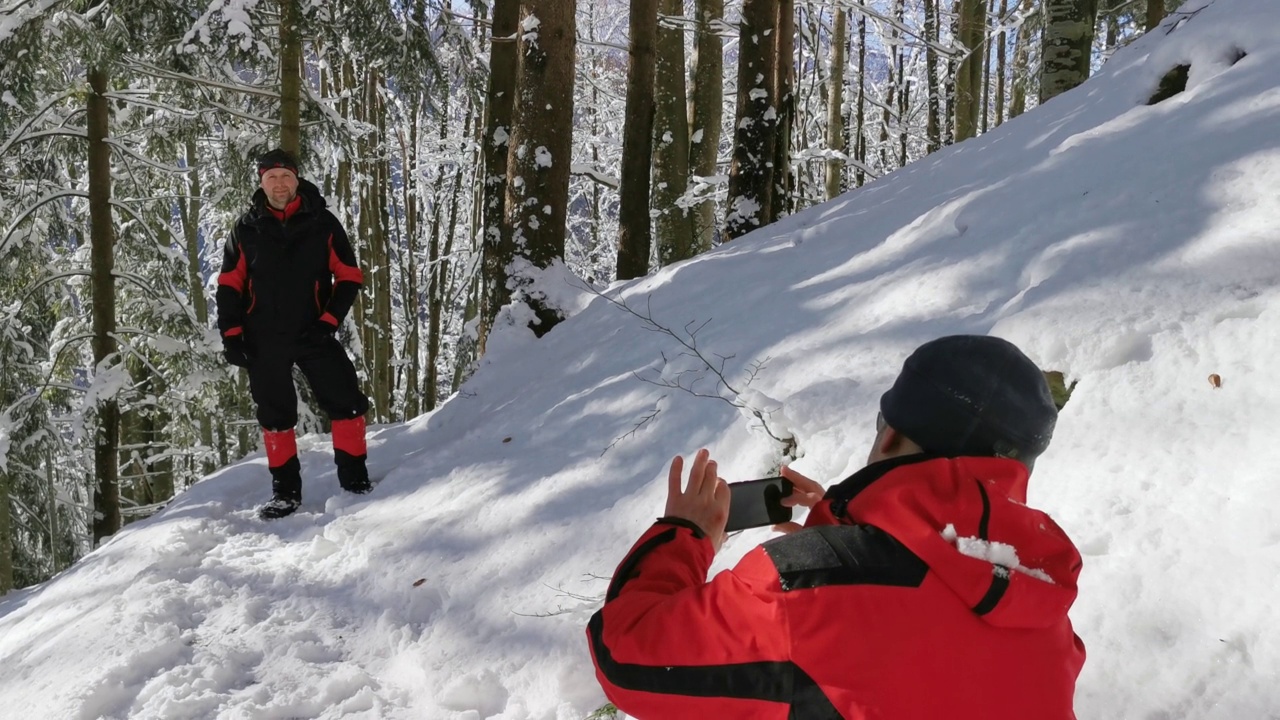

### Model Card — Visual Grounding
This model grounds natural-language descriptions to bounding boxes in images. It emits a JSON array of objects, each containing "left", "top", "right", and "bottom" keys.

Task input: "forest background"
[{"left": 0, "top": 0, "right": 1183, "bottom": 594}]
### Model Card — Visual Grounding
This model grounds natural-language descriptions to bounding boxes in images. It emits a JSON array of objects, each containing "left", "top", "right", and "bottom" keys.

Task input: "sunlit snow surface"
[{"left": 3, "top": 0, "right": 1280, "bottom": 717}]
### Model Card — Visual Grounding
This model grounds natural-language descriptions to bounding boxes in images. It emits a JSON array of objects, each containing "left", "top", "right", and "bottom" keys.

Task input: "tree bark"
[
  {"left": 180, "top": 138, "right": 215, "bottom": 472},
  {"left": 824, "top": 7, "right": 847, "bottom": 200},
  {"left": 995, "top": 0, "right": 1009, "bottom": 127},
  {"left": 855, "top": 14, "right": 867, "bottom": 187},
  {"left": 688, "top": 0, "right": 723, "bottom": 254},
  {"left": 770, "top": 0, "right": 795, "bottom": 220},
  {"left": 505, "top": 0, "right": 577, "bottom": 335},
  {"left": 0, "top": 467, "right": 11, "bottom": 593},
  {"left": 401, "top": 100, "right": 421, "bottom": 419},
  {"left": 1145, "top": 0, "right": 1164, "bottom": 31},
  {"left": 1040, "top": 0, "right": 1099, "bottom": 104},
  {"left": 1010, "top": 0, "right": 1035, "bottom": 118},
  {"left": 615, "top": 0, "right": 659, "bottom": 280},
  {"left": 88, "top": 67, "right": 120, "bottom": 544},
  {"left": 478, "top": 0, "right": 520, "bottom": 356},
  {"left": 954, "top": 0, "right": 987, "bottom": 142},
  {"left": 725, "top": 0, "right": 780, "bottom": 239},
  {"left": 924, "top": 0, "right": 941, "bottom": 153},
  {"left": 278, "top": 0, "right": 303, "bottom": 154},
  {"left": 653, "top": 0, "right": 696, "bottom": 268}
]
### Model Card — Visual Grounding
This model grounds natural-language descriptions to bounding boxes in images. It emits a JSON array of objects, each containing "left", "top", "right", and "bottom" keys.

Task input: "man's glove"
[
  {"left": 223, "top": 335, "right": 253, "bottom": 368},
  {"left": 304, "top": 318, "right": 339, "bottom": 343}
]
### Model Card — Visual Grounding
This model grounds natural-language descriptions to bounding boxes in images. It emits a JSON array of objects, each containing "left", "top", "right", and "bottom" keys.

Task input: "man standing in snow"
[
  {"left": 588, "top": 335, "right": 1085, "bottom": 719},
  {"left": 217, "top": 148, "right": 372, "bottom": 520}
]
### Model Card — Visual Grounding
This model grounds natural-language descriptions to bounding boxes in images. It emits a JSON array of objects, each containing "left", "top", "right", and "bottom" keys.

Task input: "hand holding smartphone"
[{"left": 725, "top": 476, "right": 794, "bottom": 532}]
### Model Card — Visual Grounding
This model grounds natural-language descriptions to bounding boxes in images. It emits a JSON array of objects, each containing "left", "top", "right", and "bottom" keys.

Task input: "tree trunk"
[
  {"left": 944, "top": 1, "right": 959, "bottom": 144},
  {"left": 1040, "top": 0, "right": 1099, "bottom": 104},
  {"left": 88, "top": 67, "right": 120, "bottom": 545},
  {"left": 1010, "top": 0, "right": 1034, "bottom": 118},
  {"left": 770, "top": 0, "right": 795, "bottom": 220},
  {"left": 278, "top": 0, "right": 303, "bottom": 154},
  {"left": 401, "top": 101, "right": 421, "bottom": 419},
  {"left": 924, "top": 0, "right": 941, "bottom": 153},
  {"left": 954, "top": 0, "right": 987, "bottom": 142},
  {"left": 688, "top": 0, "right": 723, "bottom": 253},
  {"left": 505, "top": 0, "right": 576, "bottom": 334},
  {"left": 615, "top": 0, "right": 659, "bottom": 280},
  {"left": 180, "top": 139, "right": 215, "bottom": 472},
  {"left": 1145, "top": 0, "right": 1164, "bottom": 30},
  {"left": 855, "top": 14, "right": 867, "bottom": 187},
  {"left": 653, "top": 0, "right": 696, "bottom": 268},
  {"left": 995, "top": 0, "right": 1009, "bottom": 126},
  {"left": 0, "top": 467, "right": 12, "bottom": 593},
  {"left": 478, "top": 0, "right": 520, "bottom": 356},
  {"left": 824, "top": 8, "right": 847, "bottom": 200},
  {"left": 896, "top": 0, "right": 909, "bottom": 166},
  {"left": 725, "top": 0, "right": 780, "bottom": 239}
]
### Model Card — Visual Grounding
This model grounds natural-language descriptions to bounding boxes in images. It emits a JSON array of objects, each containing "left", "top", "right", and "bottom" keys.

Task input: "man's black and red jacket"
[
  {"left": 216, "top": 178, "right": 363, "bottom": 343},
  {"left": 588, "top": 454, "right": 1086, "bottom": 719}
]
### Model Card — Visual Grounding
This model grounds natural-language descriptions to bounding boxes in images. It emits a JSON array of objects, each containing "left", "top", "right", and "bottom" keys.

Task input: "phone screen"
[{"left": 725, "top": 477, "right": 793, "bottom": 532}]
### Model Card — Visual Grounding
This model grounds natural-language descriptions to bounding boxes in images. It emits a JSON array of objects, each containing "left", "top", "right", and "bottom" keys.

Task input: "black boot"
[
  {"left": 335, "top": 449, "right": 371, "bottom": 494},
  {"left": 259, "top": 457, "right": 302, "bottom": 520}
]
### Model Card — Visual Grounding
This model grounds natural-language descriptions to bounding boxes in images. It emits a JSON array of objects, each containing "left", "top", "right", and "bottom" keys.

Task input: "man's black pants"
[{"left": 247, "top": 335, "right": 369, "bottom": 431}]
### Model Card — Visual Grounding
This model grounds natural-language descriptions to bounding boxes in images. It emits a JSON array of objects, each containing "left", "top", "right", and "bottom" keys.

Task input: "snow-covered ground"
[{"left": 3, "top": 0, "right": 1279, "bottom": 717}]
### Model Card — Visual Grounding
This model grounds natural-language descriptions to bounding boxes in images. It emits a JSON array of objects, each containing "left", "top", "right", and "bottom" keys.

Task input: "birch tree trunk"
[
  {"left": 88, "top": 67, "right": 121, "bottom": 544},
  {"left": 688, "top": 0, "right": 723, "bottom": 253},
  {"left": 1041, "top": 0, "right": 1099, "bottom": 104},
  {"left": 653, "top": 0, "right": 696, "bottom": 267},
  {"left": 505, "top": 0, "right": 576, "bottom": 334},
  {"left": 615, "top": 0, "right": 659, "bottom": 280},
  {"left": 478, "top": 0, "right": 519, "bottom": 356},
  {"left": 725, "top": 0, "right": 780, "bottom": 239},
  {"left": 824, "top": 8, "right": 847, "bottom": 200}
]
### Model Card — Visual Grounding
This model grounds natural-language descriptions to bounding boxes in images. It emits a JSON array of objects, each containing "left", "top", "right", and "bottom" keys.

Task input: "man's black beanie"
[
  {"left": 257, "top": 148, "right": 299, "bottom": 177},
  {"left": 879, "top": 335, "right": 1057, "bottom": 470}
]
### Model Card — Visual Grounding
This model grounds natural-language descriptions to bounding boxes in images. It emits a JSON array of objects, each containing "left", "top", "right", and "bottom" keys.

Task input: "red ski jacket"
[{"left": 588, "top": 454, "right": 1085, "bottom": 719}]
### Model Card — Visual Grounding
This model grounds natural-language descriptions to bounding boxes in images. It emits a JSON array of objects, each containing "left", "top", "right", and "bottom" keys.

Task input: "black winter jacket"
[{"left": 216, "top": 178, "right": 363, "bottom": 344}]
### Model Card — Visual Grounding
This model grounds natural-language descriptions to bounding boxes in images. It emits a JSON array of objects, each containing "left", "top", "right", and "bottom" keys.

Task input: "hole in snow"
[{"left": 1148, "top": 64, "right": 1190, "bottom": 105}]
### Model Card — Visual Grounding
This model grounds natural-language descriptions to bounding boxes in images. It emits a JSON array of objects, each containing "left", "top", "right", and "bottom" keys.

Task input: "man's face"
[{"left": 260, "top": 168, "right": 298, "bottom": 210}]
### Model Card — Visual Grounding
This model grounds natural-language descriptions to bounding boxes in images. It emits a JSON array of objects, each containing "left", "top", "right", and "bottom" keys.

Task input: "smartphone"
[{"left": 725, "top": 477, "right": 793, "bottom": 532}]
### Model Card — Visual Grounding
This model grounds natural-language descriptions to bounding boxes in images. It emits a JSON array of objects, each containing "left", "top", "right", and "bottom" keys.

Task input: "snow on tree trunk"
[
  {"left": 653, "top": 0, "right": 697, "bottom": 268},
  {"left": 479, "top": 0, "right": 521, "bottom": 356},
  {"left": 504, "top": 1, "right": 577, "bottom": 335},
  {"left": 1040, "top": 0, "right": 1100, "bottom": 104},
  {"left": 725, "top": 0, "right": 781, "bottom": 240}
]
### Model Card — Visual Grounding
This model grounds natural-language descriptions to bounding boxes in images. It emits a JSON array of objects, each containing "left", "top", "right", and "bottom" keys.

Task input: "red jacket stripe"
[{"left": 328, "top": 234, "right": 364, "bottom": 285}]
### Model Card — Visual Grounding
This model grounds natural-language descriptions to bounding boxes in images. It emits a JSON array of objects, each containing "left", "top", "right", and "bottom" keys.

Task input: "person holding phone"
[{"left": 587, "top": 335, "right": 1085, "bottom": 719}]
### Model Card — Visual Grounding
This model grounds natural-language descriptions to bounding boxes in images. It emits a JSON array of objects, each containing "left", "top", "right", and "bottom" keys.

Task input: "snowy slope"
[{"left": 3, "top": 0, "right": 1279, "bottom": 717}]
